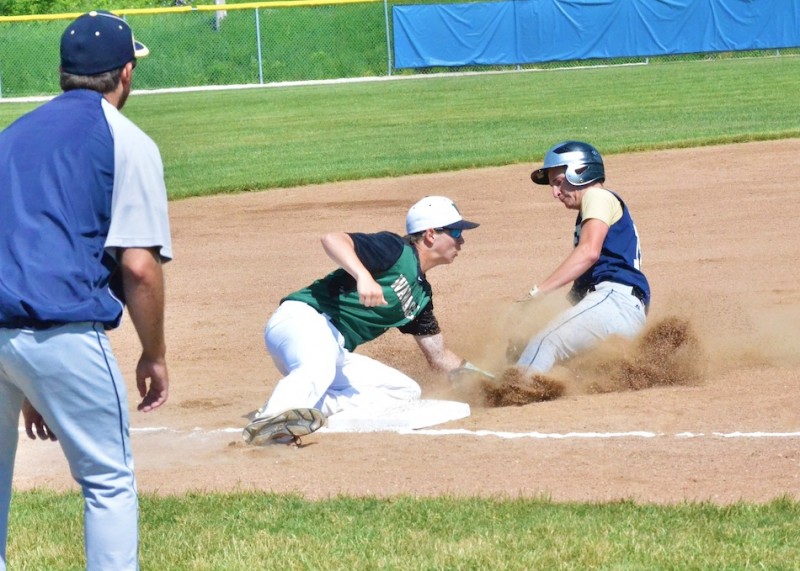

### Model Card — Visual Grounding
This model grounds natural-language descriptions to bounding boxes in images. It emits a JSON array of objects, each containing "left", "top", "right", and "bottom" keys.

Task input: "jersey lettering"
[
  {"left": 632, "top": 222, "right": 643, "bottom": 270},
  {"left": 391, "top": 275, "right": 420, "bottom": 319}
]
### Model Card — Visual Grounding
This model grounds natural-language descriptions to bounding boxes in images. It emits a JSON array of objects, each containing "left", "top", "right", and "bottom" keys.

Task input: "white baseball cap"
[{"left": 406, "top": 195, "right": 479, "bottom": 234}]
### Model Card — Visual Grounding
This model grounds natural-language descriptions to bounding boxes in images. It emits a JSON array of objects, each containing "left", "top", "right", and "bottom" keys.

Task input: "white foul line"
[
  {"left": 115, "top": 427, "right": 800, "bottom": 440},
  {"left": 397, "top": 429, "right": 800, "bottom": 439},
  {"left": 404, "top": 429, "right": 659, "bottom": 439}
]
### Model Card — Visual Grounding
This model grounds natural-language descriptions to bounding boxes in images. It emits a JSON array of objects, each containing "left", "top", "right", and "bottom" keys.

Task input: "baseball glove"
[
  {"left": 448, "top": 361, "right": 495, "bottom": 387},
  {"left": 481, "top": 367, "right": 565, "bottom": 407}
]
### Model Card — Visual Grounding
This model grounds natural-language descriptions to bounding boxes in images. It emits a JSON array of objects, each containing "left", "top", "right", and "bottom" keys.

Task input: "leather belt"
[{"left": 588, "top": 283, "right": 649, "bottom": 314}]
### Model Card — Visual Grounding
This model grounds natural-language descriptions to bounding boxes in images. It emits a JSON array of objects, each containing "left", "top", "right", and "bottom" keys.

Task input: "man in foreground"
[{"left": 0, "top": 11, "right": 172, "bottom": 570}]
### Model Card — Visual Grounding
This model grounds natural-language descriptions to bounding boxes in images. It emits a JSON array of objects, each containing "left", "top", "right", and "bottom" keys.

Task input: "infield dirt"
[{"left": 13, "top": 140, "right": 800, "bottom": 503}]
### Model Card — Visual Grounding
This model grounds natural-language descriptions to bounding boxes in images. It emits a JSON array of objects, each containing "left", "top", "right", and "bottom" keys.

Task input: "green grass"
[
  {"left": 0, "top": 4, "right": 391, "bottom": 95},
  {"left": 7, "top": 491, "right": 800, "bottom": 570},
  {"left": 2, "top": 55, "right": 798, "bottom": 199}
]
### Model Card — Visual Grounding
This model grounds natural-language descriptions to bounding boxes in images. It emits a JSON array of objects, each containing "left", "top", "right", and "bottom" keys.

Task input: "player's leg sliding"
[{"left": 242, "top": 407, "right": 326, "bottom": 446}]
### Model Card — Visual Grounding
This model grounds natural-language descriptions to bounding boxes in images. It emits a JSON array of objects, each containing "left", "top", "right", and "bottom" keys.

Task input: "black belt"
[{"left": 588, "top": 283, "right": 649, "bottom": 314}]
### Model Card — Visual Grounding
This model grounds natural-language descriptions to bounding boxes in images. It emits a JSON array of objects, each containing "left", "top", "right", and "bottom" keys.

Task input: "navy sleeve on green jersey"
[
  {"left": 349, "top": 231, "right": 405, "bottom": 272},
  {"left": 397, "top": 299, "right": 441, "bottom": 336}
]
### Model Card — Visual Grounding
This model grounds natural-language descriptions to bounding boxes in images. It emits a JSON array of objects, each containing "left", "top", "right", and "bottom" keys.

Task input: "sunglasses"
[{"left": 435, "top": 227, "right": 463, "bottom": 239}]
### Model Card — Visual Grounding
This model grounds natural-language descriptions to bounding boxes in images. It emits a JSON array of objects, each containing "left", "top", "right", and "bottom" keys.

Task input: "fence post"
[
  {"left": 213, "top": 0, "right": 228, "bottom": 31},
  {"left": 255, "top": 8, "right": 264, "bottom": 84},
  {"left": 384, "top": 0, "right": 392, "bottom": 76}
]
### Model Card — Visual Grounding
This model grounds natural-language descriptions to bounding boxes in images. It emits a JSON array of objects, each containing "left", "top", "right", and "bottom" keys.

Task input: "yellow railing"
[{"left": 0, "top": 0, "right": 381, "bottom": 22}]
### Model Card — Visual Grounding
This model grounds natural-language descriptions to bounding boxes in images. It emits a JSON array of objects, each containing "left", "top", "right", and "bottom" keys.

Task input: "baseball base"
[{"left": 322, "top": 399, "right": 470, "bottom": 433}]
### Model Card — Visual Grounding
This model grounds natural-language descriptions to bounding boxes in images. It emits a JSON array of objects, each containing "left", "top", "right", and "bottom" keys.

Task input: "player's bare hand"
[
  {"left": 136, "top": 355, "right": 169, "bottom": 412},
  {"left": 22, "top": 399, "right": 57, "bottom": 441},
  {"left": 357, "top": 275, "right": 387, "bottom": 307}
]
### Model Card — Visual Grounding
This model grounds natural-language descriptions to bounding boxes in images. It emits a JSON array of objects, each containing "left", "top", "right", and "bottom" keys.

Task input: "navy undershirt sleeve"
[{"left": 349, "top": 231, "right": 405, "bottom": 272}]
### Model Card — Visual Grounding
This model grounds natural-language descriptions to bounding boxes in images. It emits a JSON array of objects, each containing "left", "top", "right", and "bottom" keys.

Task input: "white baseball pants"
[
  {"left": 517, "top": 281, "right": 647, "bottom": 375},
  {"left": 259, "top": 301, "right": 421, "bottom": 418},
  {"left": 0, "top": 323, "right": 139, "bottom": 571}
]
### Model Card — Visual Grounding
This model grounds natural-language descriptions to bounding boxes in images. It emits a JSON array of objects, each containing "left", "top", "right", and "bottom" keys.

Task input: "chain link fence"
[{"left": 0, "top": 0, "right": 796, "bottom": 98}]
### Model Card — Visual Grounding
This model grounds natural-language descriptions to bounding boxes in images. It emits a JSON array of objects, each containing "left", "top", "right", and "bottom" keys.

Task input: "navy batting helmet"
[{"left": 531, "top": 141, "right": 605, "bottom": 186}]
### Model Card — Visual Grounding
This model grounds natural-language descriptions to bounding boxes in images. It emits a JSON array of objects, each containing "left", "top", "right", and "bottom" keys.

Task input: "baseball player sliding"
[
  {"left": 244, "top": 196, "right": 485, "bottom": 445},
  {"left": 493, "top": 141, "right": 650, "bottom": 403}
]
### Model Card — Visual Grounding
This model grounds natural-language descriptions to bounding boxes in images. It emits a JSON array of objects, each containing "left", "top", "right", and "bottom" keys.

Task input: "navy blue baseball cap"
[{"left": 60, "top": 11, "right": 149, "bottom": 75}]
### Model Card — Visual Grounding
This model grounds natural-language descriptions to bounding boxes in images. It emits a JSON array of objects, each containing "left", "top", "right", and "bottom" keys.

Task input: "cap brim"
[
  {"left": 134, "top": 39, "right": 149, "bottom": 59},
  {"left": 531, "top": 168, "right": 548, "bottom": 185},
  {"left": 446, "top": 219, "right": 479, "bottom": 230}
]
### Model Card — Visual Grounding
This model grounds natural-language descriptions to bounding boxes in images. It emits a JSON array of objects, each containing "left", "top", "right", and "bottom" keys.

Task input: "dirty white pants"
[
  {"left": 517, "top": 281, "right": 647, "bottom": 375},
  {"left": 259, "top": 301, "right": 421, "bottom": 418}
]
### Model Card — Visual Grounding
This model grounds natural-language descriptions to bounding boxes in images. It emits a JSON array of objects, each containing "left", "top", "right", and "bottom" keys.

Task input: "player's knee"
[
  {"left": 406, "top": 383, "right": 422, "bottom": 400},
  {"left": 291, "top": 362, "right": 337, "bottom": 386},
  {"left": 392, "top": 380, "right": 421, "bottom": 401}
]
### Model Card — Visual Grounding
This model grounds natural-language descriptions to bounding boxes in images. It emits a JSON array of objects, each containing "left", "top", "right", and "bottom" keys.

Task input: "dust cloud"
[{"left": 446, "top": 292, "right": 800, "bottom": 407}]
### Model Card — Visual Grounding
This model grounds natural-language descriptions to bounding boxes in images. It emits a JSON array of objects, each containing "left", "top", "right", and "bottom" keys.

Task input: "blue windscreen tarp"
[{"left": 393, "top": 0, "right": 800, "bottom": 69}]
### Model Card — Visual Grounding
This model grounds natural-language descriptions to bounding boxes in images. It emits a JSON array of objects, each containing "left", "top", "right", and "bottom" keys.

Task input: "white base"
[{"left": 321, "top": 399, "right": 471, "bottom": 433}]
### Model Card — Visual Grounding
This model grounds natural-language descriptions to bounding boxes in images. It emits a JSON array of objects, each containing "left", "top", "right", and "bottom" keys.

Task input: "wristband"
[{"left": 528, "top": 286, "right": 543, "bottom": 300}]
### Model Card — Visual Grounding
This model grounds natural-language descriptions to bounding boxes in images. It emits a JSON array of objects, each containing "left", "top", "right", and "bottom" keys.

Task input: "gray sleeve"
[{"left": 102, "top": 99, "right": 173, "bottom": 262}]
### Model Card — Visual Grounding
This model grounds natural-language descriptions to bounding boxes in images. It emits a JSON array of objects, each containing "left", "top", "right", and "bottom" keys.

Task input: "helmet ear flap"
[
  {"left": 565, "top": 164, "right": 604, "bottom": 185},
  {"left": 565, "top": 157, "right": 604, "bottom": 186},
  {"left": 566, "top": 164, "right": 588, "bottom": 185}
]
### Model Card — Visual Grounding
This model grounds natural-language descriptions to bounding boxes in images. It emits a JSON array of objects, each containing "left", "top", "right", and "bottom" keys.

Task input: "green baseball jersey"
[{"left": 283, "top": 232, "right": 439, "bottom": 351}]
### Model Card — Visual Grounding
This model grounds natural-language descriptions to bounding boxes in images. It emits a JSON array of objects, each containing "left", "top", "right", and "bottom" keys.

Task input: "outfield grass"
[
  {"left": 8, "top": 491, "right": 800, "bottom": 570},
  {"left": 2, "top": 55, "right": 798, "bottom": 199},
  {"left": 0, "top": 3, "right": 391, "bottom": 96}
]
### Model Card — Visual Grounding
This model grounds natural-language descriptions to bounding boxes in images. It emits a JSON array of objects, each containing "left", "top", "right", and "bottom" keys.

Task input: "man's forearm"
[
  {"left": 539, "top": 245, "right": 599, "bottom": 292},
  {"left": 120, "top": 248, "right": 167, "bottom": 359},
  {"left": 415, "top": 333, "right": 464, "bottom": 372}
]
